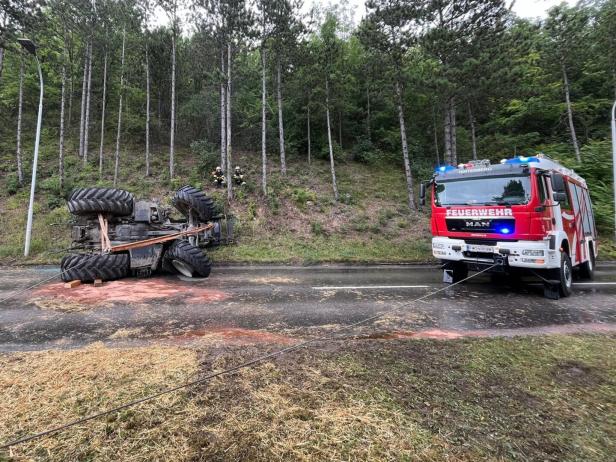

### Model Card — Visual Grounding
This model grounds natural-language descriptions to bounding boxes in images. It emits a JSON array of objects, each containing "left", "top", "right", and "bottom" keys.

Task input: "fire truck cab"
[{"left": 421, "top": 155, "right": 598, "bottom": 299}]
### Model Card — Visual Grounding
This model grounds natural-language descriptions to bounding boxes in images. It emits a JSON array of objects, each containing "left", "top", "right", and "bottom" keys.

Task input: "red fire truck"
[{"left": 420, "top": 155, "right": 598, "bottom": 299}]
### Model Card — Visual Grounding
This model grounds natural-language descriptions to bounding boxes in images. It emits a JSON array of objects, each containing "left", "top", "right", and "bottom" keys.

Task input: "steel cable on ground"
[
  {"left": 0, "top": 263, "right": 497, "bottom": 449},
  {"left": 0, "top": 269, "right": 71, "bottom": 305}
]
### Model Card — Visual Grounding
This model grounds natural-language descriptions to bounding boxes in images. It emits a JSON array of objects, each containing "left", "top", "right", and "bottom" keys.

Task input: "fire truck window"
[
  {"left": 434, "top": 175, "right": 531, "bottom": 206},
  {"left": 537, "top": 176, "right": 548, "bottom": 203},
  {"left": 570, "top": 182, "right": 581, "bottom": 219},
  {"left": 557, "top": 180, "right": 572, "bottom": 210},
  {"left": 583, "top": 189, "right": 597, "bottom": 237},
  {"left": 580, "top": 187, "right": 594, "bottom": 236}
]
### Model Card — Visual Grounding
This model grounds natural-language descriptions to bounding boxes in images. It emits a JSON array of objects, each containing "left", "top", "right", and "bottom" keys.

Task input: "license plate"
[{"left": 467, "top": 244, "right": 495, "bottom": 253}]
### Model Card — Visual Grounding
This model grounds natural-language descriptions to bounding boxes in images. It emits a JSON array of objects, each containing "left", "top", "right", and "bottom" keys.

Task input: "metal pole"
[
  {"left": 24, "top": 55, "right": 44, "bottom": 257},
  {"left": 612, "top": 100, "right": 616, "bottom": 242}
]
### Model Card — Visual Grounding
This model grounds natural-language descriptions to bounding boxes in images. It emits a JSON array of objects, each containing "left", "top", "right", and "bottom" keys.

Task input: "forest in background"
[{"left": 0, "top": 0, "right": 615, "bottom": 261}]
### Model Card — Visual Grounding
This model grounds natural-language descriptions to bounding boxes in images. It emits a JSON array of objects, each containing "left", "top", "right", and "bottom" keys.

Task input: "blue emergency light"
[
  {"left": 504, "top": 156, "right": 539, "bottom": 164},
  {"left": 434, "top": 165, "right": 456, "bottom": 174},
  {"left": 498, "top": 227, "right": 511, "bottom": 235}
]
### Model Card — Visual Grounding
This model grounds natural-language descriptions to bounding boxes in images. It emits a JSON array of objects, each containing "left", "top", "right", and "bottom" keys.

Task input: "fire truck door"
[
  {"left": 537, "top": 175, "right": 553, "bottom": 234},
  {"left": 553, "top": 174, "right": 577, "bottom": 263},
  {"left": 568, "top": 182, "right": 585, "bottom": 265}
]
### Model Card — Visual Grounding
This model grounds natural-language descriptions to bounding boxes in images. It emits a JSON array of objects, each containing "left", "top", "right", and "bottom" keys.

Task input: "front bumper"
[{"left": 432, "top": 236, "right": 560, "bottom": 269}]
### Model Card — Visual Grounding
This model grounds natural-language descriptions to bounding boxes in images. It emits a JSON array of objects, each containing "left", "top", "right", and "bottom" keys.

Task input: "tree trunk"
[
  {"left": 444, "top": 98, "right": 457, "bottom": 165},
  {"left": 169, "top": 26, "right": 176, "bottom": 178},
  {"left": 325, "top": 77, "right": 339, "bottom": 201},
  {"left": 0, "top": 47, "right": 4, "bottom": 82},
  {"left": 99, "top": 50, "right": 108, "bottom": 178},
  {"left": 338, "top": 111, "right": 343, "bottom": 148},
  {"left": 450, "top": 99, "right": 457, "bottom": 165},
  {"left": 79, "top": 44, "right": 88, "bottom": 158},
  {"left": 59, "top": 59, "right": 67, "bottom": 190},
  {"left": 220, "top": 47, "right": 226, "bottom": 170},
  {"left": 261, "top": 46, "right": 267, "bottom": 195},
  {"left": 114, "top": 28, "right": 126, "bottom": 187},
  {"left": 432, "top": 105, "right": 440, "bottom": 165},
  {"left": 366, "top": 82, "right": 371, "bottom": 140},
  {"left": 277, "top": 59, "right": 286, "bottom": 175},
  {"left": 395, "top": 80, "right": 415, "bottom": 211},
  {"left": 145, "top": 45, "right": 151, "bottom": 177},
  {"left": 83, "top": 40, "right": 93, "bottom": 164},
  {"left": 307, "top": 103, "right": 311, "bottom": 166},
  {"left": 443, "top": 104, "right": 451, "bottom": 164},
  {"left": 157, "top": 88, "right": 162, "bottom": 134},
  {"left": 226, "top": 42, "right": 232, "bottom": 201},
  {"left": 16, "top": 54, "right": 24, "bottom": 186},
  {"left": 468, "top": 102, "right": 477, "bottom": 160},
  {"left": 562, "top": 63, "right": 581, "bottom": 162},
  {"left": 68, "top": 54, "right": 74, "bottom": 131}
]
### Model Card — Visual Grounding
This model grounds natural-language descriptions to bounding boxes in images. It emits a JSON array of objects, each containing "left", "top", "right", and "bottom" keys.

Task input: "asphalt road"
[{"left": 1, "top": 263, "right": 615, "bottom": 351}]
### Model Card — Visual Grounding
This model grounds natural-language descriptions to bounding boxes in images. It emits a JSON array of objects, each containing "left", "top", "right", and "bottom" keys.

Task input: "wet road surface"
[{"left": 1, "top": 263, "right": 615, "bottom": 351}]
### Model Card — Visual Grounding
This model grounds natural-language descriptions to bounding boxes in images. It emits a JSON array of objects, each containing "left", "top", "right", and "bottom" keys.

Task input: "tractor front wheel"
[{"left": 163, "top": 240, "right": 211, "bottom": 278}]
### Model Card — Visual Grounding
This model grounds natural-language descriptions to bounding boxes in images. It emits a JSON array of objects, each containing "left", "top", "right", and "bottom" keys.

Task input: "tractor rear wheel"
[
  {"left": 172, "top": 185, "right": 215, "bottom": 222},
  {"left": 67, "top": 188, "right": 134, "bottom": 216},
  {"left": 163, "top": 240, "right": 211, "bottom": 278},
  {"left": 60, "top": 253, "right": 130, "bottom": 282}
]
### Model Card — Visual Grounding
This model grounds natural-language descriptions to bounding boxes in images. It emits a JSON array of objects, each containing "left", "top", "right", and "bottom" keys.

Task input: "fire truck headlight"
[{"left": 522, "top": 249, "right": 545, "bottom": 256}]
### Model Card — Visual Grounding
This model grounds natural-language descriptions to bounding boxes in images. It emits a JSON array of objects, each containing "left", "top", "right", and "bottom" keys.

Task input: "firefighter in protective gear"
[
  {"left": 212, "top": 166, "right": 226, "bottom": 187},
  {"left": 232, "top": 166, "right": 246, "bottom": 186}
]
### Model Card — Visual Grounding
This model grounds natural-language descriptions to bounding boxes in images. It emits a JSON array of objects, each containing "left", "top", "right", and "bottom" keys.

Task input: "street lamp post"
[
  {"left": 612, "top": 100, "right": 616, "bottom": 242},
  {"left": 18, "top": 38, "right": 43, "bottom": 257}
]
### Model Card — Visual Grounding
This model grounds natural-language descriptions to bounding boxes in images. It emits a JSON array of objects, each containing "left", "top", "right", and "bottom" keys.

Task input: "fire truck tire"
[
  {"left": 163, "top": 240, "right": 211, "bottom": 278},
  {"left": 551, "top": 252, "right": 573, "bottom": 297},
  {"left": 172, "top": 186, "right": 215, "bottom": 222},
  {"left": 578, "top": 245, "right": 595, "bottom": 280},
  {"left": 67, "top": 188, "right": 134, "bottom": 216},
  {"left": 60, "top": 253, "right": 130, "bottom": 282},
  {"left": 451, "top": 262, "right": 468, "bottom": 283}
]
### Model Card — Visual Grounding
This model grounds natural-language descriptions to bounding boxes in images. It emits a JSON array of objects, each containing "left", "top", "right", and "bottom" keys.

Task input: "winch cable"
[
  {"left": 0, "top": 268, "right": 72, "bottom": 305},
  {"left": 1, "top": 263, "right": 497, "bottom": 450}
]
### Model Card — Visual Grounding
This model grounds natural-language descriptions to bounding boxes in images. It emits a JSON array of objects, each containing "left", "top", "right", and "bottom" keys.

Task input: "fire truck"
[{"left": 420, "top": 155, "right": 598, "bottom": 299}]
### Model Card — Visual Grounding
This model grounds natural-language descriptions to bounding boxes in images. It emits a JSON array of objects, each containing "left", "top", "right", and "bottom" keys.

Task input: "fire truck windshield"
[{"left": 434, "top": 175, "right": 532, "bottom": 206}]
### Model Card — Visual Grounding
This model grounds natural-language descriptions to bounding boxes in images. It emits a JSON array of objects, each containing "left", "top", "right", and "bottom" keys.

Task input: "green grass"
[{"left": 1, "top": 334, "right": 614, "bottom": 461}]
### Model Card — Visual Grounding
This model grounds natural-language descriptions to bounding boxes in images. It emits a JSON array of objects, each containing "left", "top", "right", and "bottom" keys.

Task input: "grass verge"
[{"left": 1, "top": 334, "right": 614, "bottom": 461}]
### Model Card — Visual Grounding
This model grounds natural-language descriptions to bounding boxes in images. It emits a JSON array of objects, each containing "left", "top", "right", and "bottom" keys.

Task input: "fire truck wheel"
[
  {"left": 578, "top": 245, "right": 595, "bottom": 280},
  {"left": 60, "top": 253, "right": 130, "bottom": 282},
  {"left": 163, "top": 240, "right": 211, "bottom": 278},
  {"left": 172, "top": 186, "right": 215, "bottom": 222},
  {"left": 451, "top": 262, "right": 468, "bottom": 283},
  {"left": 67, "top": 188, "right": 134, "bottom": 216},
  {"left": 552, "top": 252, "right": 573, "bottom": 297}
]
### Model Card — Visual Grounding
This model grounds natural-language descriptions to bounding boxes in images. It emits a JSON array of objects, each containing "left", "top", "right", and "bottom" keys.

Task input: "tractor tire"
[
  {"left": 60, "top": 253, "right": 130, "bottom": 282},
  {"left": 163, "top": 240, "right": 211, "bottom": 278},
  {"left": 172, "top": 185, "right": 215, "bottom": 223},
  {"left": 67, "top": 187, "right": 134, "bottom": 216}
]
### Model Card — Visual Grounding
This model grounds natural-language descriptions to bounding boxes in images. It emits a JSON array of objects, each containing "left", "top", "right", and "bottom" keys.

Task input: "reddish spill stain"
[
  {"left": 32, "top": 278, "right": 230, "bottom": 305},
  {"left": 175, "top": 327, "right": 295, "bottom": 345}
]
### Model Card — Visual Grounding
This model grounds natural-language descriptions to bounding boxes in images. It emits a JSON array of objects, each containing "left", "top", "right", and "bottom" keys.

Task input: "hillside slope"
[{"left": 0, "top": 142, "right": 432, "bottom": 265}]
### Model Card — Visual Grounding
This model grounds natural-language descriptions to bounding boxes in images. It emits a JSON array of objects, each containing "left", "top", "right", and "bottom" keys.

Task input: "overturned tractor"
[{"left": 61, "top": 186, "right": 232, "bottom": 282}]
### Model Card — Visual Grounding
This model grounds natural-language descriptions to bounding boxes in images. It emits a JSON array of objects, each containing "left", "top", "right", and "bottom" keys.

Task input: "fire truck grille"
[{"left": 446, "top": 218, "right": 515, "bottom": 234}]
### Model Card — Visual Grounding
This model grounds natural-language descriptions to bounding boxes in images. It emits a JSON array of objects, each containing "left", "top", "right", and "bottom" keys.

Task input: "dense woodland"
[{"left": 0, "top": 0, "right": 615, "bottom": 233}]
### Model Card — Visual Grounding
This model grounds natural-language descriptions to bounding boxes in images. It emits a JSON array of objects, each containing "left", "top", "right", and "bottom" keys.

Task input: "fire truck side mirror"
[
  {"left": 553, "top": 192, "right": 567, "bottom": 203},
  {"left": 419, "top": 183, "right": 426, "bottom": 206}
]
